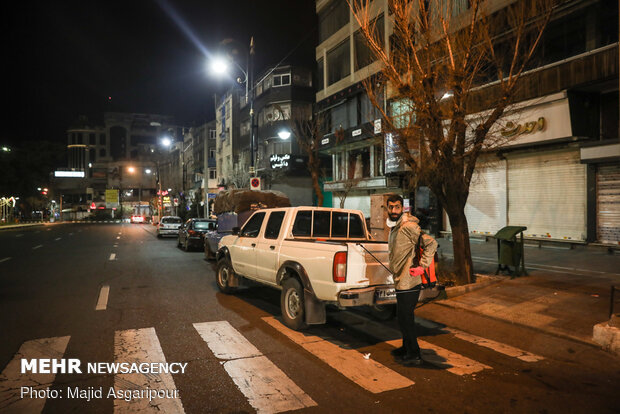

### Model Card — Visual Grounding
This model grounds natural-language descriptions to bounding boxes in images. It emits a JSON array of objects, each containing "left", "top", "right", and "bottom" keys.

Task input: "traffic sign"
[{"left": 250, "top": 177, "right": 261, "bottom": 191}]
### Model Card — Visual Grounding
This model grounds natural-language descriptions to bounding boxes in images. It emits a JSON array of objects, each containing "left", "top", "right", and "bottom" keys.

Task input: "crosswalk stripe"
[
  {"left": 413, "top": 316, "right": 543, "bottom": 362},
  {"left": 262, "top": 316, "right": 414, "bottom": 393},
  {"left": 446, "top": 329, "right": 544, "bottom": 362},
  {"left": 194, "top": 321, "right": 316, "bottom": 413},
  {"left": 113, "top": 328, "right": 185, "bottom": 413},
  {"left": 329, "top": 312, "right": 491, "bottom": 375},
  {"left": 0, "top": 336, "right": 70, "bottom": 414}
]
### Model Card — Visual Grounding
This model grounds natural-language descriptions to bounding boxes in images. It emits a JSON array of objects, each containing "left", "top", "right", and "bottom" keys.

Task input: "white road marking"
[
  {"left": 32, "top": 245, "right": 43, "bottom": 250},
  {"left": 55, "top": 237, "right": 61, "bottom": 241},
  {"left": 114, "top": 328, "right": 185, "bottom": 413},
  {"left": 96, "top": 285, "right": 110, "bottom": 311},
  {"left": 116, "top": 236, "right": 120, "bottom": 239},
  {"left": 109, "top": 253, "right": 116, "bottom": 261},
  {"left": 447, "top": 329, "right": 544, "bottom": 362},
  {"left": 194, "top": 321, "right": 316, "bottom": 413},
  {"left": 0, "top": 336, "right": 71, "bottom": 413},
  {"left": 0, "top": 257, "right": 11, "bottom": 263},
  {"left": 413, "top": 317, "right": 543, "bottom": 362},
  {"left": 46, "top": 229, "right": 51, "bottom": 231},
  {"left": 113, "top": 244, "right": 118, "bottom": 248},
  {"left": 262, "top": 316, "right": 414, "bottom": 393},
  {"left": 15, "top": 234, "right": 23, "bottom": 238}
]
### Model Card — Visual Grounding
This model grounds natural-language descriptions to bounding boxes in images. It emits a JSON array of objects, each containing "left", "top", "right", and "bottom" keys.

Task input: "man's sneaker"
[
  {"left": 390, "top": 347, "right": 407, "bottom": 357},
  {"left": 399, "top": 354, "right": 423, "bottom": 367}
]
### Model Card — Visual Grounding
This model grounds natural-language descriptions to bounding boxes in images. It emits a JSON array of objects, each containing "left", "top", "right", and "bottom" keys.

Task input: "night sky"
[{"left": 4, "top": 0, "right": 316, "bottom": 146}]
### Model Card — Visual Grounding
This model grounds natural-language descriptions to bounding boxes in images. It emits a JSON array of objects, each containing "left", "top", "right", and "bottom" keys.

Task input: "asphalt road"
[{"left": 0, "top": 223, "right": 618, "bottom": 414}]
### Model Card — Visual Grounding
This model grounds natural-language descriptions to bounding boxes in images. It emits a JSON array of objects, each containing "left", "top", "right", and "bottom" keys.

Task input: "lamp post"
[{"left": 210, "top": 37, "right": 256, "bottom": 177}]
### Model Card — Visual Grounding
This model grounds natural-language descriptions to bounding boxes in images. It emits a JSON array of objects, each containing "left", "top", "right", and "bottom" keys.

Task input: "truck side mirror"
[{"left": 232, "top": 227, "right": 240, "bottom": 236}]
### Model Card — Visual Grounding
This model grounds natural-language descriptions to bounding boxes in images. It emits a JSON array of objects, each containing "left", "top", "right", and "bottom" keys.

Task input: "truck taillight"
[{"left": 333, "top": 251, "right": 347, "bottom": 283}]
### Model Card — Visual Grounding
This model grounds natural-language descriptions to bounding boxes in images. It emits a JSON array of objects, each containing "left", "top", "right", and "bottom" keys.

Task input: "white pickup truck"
[{"left": 215, "top": 206, "right": 395, "bottom": 330}]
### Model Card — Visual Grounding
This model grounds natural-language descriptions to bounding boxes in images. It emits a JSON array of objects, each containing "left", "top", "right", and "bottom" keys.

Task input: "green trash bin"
[{"left": 494, "top": 226, "right": 528, "bottom": 277}]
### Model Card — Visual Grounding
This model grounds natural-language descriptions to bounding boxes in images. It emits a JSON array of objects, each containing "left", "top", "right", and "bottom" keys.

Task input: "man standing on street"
[{"left": 386, "top": 194, "right": 438, "bottom": 366}]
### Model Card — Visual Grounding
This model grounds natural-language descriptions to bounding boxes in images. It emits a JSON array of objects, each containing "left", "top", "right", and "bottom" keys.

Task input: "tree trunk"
[
  {"left": 311, "top": 170, "right": 323, "bottom": 207},
  {"left": 446, "top": 207, "right": 474, "bottom": 285}
]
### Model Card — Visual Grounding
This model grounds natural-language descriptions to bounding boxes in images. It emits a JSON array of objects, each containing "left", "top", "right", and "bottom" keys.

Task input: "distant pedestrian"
[{"left": 386, "top": 194, "right": 437, "bottom": 366}]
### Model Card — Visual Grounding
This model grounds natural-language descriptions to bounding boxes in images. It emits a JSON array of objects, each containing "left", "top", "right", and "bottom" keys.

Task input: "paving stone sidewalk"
[{"left": 436, "top": 237, "right": 620, "bottom": 346}]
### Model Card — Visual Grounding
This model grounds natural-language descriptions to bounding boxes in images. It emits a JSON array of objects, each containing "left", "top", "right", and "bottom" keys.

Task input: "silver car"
[{"left": 157, "top": 216, "right": 183, "bottom": 237}]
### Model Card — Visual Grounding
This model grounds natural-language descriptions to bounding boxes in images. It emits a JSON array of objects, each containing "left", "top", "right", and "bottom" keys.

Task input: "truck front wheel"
[
  {"left": 281, "top": 278, "right": 307, "bottom": 330},
  {"left": 216, "top": 258, "right": 236, "bottom": 294}
]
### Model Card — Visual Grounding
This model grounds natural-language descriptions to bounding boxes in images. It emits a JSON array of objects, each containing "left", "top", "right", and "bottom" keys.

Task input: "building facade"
[{"left": 314, "top": 0, "right": 619, "bottom": 245}]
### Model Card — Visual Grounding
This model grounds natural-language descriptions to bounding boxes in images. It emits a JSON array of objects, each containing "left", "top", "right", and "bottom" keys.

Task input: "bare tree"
[
  {"left": 350, "top": 0, "right": 552, "bottom": 283},
  {"left": 227, "top": 166, "right": 252, "bottom": 189},
  {"left": 289, "top": 107, "right": 328, "bottom": 207}
]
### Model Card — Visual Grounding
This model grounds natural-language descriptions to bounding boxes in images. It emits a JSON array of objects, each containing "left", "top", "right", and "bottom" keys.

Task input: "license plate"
[{"left": 375, "top": 287, "right": 396, "bottom": 300}]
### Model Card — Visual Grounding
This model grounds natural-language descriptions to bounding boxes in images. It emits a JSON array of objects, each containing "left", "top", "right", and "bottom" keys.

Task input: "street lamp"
[
  {"left": 277, "top": 130, "right": 291, "bottom": 140},
  {"left": 210, "top": 37, "right": 256, "bottom": 177}
]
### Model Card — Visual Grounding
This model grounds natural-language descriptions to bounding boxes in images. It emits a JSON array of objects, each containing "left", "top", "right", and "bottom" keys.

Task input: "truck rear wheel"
[
  {"left": 281, "top": 278, "right": 307, "bottom": 330},
  {"left": 216, "top": 258, "right": 236, "bottom": 294}
]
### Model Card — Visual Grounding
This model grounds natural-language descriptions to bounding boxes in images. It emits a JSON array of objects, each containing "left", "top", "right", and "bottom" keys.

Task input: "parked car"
[
  {"left": 157, "top": 216, "right": 183, "bottom": 238},
  {"left": 204, "top": 213, "right": 238, "bottom": 260},
  {"left": 178, "top": 218, "right": 216, "bottom": 251},
  {"left": 216, "top": 207, "right": 394, "bottom": 330}
]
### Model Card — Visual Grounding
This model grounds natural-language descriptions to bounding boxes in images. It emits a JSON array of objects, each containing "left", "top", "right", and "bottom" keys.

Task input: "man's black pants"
[{"left": 396, "top": 287, "right": 421, "bottom": 357}]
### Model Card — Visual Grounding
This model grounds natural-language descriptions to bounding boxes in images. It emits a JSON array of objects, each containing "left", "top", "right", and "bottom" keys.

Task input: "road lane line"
[
  {"left": 194, "top": 321, "right": 316, "bottom": 413},
  {"left": 55, "top": 237, "right": 61, "bottom": 241},
  {"left": 15, "top": 234, "right": 23, "bottom": 237},
  {"left": 0, "top": 336, "right": 71, "bottom": 413},
  {"left": 262, "top": 316, "right": 414, "bottom": 393},
  {"left": 0, "top": 257, "right": 11, "bottom": 263},
  {"left": 114, "top": 328, "right": 185, "bottom": 413},
  {"left": 32, "top": 244, "right": 43, "bottom": 250},
  {"left": 109, "top": 253, "right": 116, "bottom": 261},
  {"left": 96, "top": 285, "right": 110, "bottom": 311}
]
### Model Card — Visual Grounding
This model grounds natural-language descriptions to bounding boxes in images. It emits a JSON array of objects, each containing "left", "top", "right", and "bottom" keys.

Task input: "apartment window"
[
  {"left": 354, "top": 14, "right": 384, "bottom": 70},
  {"left": 209, "top": 168, "right": 217, "bottom": 179},
  {"left": 77, "top": 133, "right": 83, "bottom": 144},
  {"left": 241, "top": 120, "right": 251, "bottom": 136},
  {"left": 272, "top": 141, "right": 291, "bottom": 155},
  {"left": 319, "top": 0, "right": 350, "bottom": 43},
  {"left": 391, "top": 98, "right": 415, "bottom": 129},
  {"left": 99, "top": 134, "right": 106, "bottom": 145},
  {"left": 209, "top": 148, "right": 216, "bottom": 159},
  {"left": 327, "top": 40, "right": 350, "bottom": 85},
  {"left": 209, "top": 129, "right": 216, "bottom": 139},
  {"left": 273, "top": 73, "right": 291, "bottom": 87},
  {"left": 316, "top": 58, "right": 325, "bottom": 92},
  {"left": 89, "top": 133, "right": 96, "bottom": 145}
]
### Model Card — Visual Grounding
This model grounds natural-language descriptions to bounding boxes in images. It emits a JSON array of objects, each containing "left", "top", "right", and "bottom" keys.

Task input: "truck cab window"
[
  {"left": 313, "top": 211, "right": 331, "bottom": 237},
  {"left": 349, "top": 214, "right": 365, "bottom": 238},
  {"left": 264, "top": 211, "right": 286, "bottom": 239},
  {"left": 292, "top": 211, "right": 312, "bottom": 236},
  {"left": 241, "top": 212, "right": 265, "bottom": 237},
  {"left": 332, "top": 212, "right": 348, "bottom": 237}
]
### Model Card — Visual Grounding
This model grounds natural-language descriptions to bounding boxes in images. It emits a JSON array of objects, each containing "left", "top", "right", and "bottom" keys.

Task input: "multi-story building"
[
  {"left": 54, "top": 113, "right": 188, "bottom": 219},
  {"left": 315, "top": 0, "right": 619, "bottom": 245},
  {"left": 216, "top": 65, "right": 317, "bottom": 207}
]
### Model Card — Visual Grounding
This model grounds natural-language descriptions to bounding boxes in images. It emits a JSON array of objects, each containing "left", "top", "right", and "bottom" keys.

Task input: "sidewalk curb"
[
  {"left": 0, "top": 223, "right": 46, "bottom": 231},
  {"left": 433, "top": 298, "right": 599, "bottom": 349},
  {"left": 442, "top": 274, "right": 505, "bottom": 298}
]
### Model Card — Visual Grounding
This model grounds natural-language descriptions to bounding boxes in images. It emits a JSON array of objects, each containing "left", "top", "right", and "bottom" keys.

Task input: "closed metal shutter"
[
  {"left": 444, "top": 158, "right": 507, "bottom": 235},
  {"left": 507, "top": 149, "right": 586, "bottom": 241},
  {"left": 597, "top": 164, "right": 620, "bottom": 244}
]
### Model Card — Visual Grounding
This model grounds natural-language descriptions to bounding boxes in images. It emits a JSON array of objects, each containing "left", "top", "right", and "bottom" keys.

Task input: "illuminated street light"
[
  {"left": 145, "top": 169, "right": 152, "bottom": 174},
  {"left": 161, "top": 137, "right": 172, "bottom": 147},
  {"left": 1, "top": 146, "right": 10, "bottom": 152},
  {"left": 210, "top": 57, "right": 229, "bottom": 75},
  {"left": 277, "top": 130, "right": 291, "bottom": 140},
  {"left": 127, "top": 166, "right": 136, "bottom": 173}
]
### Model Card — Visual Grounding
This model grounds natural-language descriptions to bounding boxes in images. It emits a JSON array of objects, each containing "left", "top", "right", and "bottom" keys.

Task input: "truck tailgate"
[{"left": 350, "top": 242, "right": 392, "bottom": 286}]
